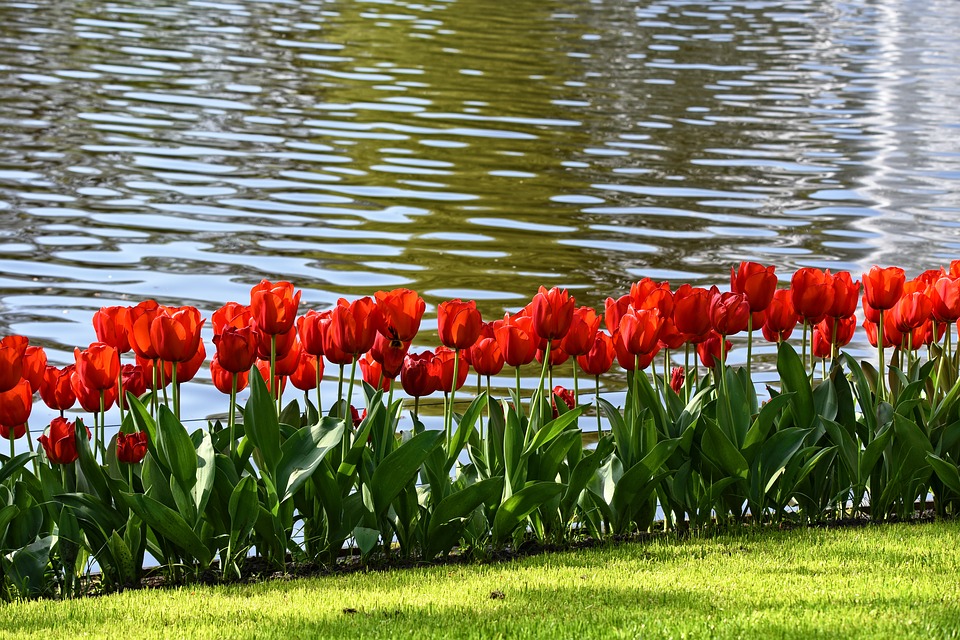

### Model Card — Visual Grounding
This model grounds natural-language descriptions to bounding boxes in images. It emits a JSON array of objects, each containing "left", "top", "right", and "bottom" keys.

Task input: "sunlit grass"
[{"left": 3, "top": 521, "right": 960, "bottom": 639}]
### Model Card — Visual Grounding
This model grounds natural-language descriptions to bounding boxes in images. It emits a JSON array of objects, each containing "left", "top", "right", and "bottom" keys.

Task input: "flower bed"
[{"left": 1, "top": 262, "right": 960, "bottom": 600}]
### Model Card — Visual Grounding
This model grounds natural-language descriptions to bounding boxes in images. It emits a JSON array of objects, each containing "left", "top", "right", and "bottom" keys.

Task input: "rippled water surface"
[{"left": 3, "top": 0, "right": 960, "bottom": 422}]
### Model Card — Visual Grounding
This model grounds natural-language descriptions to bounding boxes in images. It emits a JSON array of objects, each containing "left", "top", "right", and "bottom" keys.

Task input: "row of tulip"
[{"left": 2, "top": 262, "right": 960, "bottom": 600}]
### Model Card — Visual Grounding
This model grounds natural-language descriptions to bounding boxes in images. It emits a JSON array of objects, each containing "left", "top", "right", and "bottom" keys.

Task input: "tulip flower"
[
  {"left": 672, "top": 285, "right": 714, "bottom": 343},
  {"left": 551, "top": 386, "right": 575, "bottom": 418},
  {"left": 212, "top": 302, "right": 252, "bottom": 334},
  {"left": 39, "top": 417, "right": 89, "bottom": 465},
  {"left": 214, "top": 325, "right": 258, "bottom": 374},
  {"left": 126, "top": 300, "right": 161, "bottom": 360},
  {"left": 617, "top": 307, "right": 663, "bottom": 357},
  {"left": 359, "top": 352, "right": 391, "bottom": 392},
  {"left": 255, "top": 359, "right": 286, "bottom": 397},
  {"left": 791, "top": 268, "right": 834, "bottom": 324},
  {"left": 495, "top": 314, "right": 537, "bottom": 368},
  {"left": 117, "top": 431, "right": 148, "bottom": 465},
  {"left": 330, "top": 297, "right": 379, "bottom": 357},
  {"left": 669, "top": 366, "right": 685, "bottom": 395},
  {"left": 291, "top": 352, "right": 324, "bottom": 394},
  {"left": 438, "top": 299, "right": 482, "bottom": 350},
  {"left": 931, "top": 276, "right": 960, "bottom": 323},
  {"left": 0, "top": 379, "right": 32, "bottom": 454},
  {"left": 297, "top": 309, "right": 329, "bottom": 357},
  {"left": 863, "top": 266, "right": 905, "bottom": 311},
  {"left": 176, "top": 340, "right": 206, "bottom": 383},
  {"left": 536, "top": 343, "right": 569, "bottom": 367},
  {"left": 119, "top": 364, "right": 147, "bottom": 410},
  {"left": 826, "top": 271, "right": 861, "bottom": 319},
  {"left": 0, "top": 335, "right": 28, "bottom": 393},
  {"left": 697, "top": 332, "right": 732, "bottom": 368},
  {"left": 40, "top": 365, "right": 77, "bottom": 413},
  {"left": 657, "top": 319, "right": 686, "bottom": 351},
  {"left": 211, "top": 357, "right": 249, "bottom": 395},
  {"left": 614, "top": 333, "right": 659, "bottom": 371},
  {"left": 74, "top": 343, "right": 120, "bottom": 392},
  {"left": 604, "top": 295, "right": 633, "bottom": 334},
  {"left": 577, "top": 331, "right": 616, "bottom": 377},
  {"left": 731, "top": 262, "right": 777, "bottom": 313},
  {"left": 250, "top": 280, "right": 301, "bottom": 336},
  {"left": 369, "top": 333, "right": 409, "bottom": 380},
  {"left": 561, "top": 307, "right": 601, "bottom": 357},
  {"left": 71, "top": 369, "right": 117, "bottom": 414},
  {"left": 150, "top": 306, "right": 205, "bottom": 364},
  {"left": 433, "top": 347, "right": 468, "bottom": 394},
  {"left": 467, "top": 336, "right": 505, "bottom": 378},
  {"left": 375, "top": 288, "right": 425, "bottom": 342},
  {"left": 530, "top": 286, "right": 575, "bottom": 342},
  {"left": 761, "top": 289, "right": 798, "bottom": 344},
  {"left": 136, "top": 355, "right": 172, "bottom": 390},
  {"left": 0, "top": 423, "right": 25, "bottom": 441},
  {"left": 93, "top": 306, "right": 131, "bottom": 353},
  {"left": 401, "top": 351, "right": 439, "bottom": 406},
  {"left": 709, "top": 292, "right": 750, "bottom": 337},
  {"left": 22, "top": 345, "right": 47, "bottom": 394}
]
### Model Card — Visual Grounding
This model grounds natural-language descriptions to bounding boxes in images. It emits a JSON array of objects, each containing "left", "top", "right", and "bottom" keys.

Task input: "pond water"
[{"left": 2, "top": 0, "right": 960, "bottom": 431}]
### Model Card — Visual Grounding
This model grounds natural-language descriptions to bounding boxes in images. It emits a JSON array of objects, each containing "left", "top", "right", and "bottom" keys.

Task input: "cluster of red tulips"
[{"left": 3, "top": 260, "right": 960, "bottom": 466}]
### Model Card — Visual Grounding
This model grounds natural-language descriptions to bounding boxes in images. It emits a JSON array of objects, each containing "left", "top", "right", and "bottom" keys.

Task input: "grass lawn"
[{"left": 2, "top": 521, "right": 959, "bottom": 639}]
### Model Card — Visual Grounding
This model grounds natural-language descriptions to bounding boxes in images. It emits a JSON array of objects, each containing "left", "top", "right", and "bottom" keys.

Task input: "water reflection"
[{"left": 2, "top": 0, "right": 960, "bottom": 427}]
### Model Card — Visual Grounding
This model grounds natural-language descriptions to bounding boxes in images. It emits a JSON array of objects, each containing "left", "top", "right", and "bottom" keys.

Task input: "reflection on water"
[{"left": 2, "top": 0, "right": 960, "bottom": 424}]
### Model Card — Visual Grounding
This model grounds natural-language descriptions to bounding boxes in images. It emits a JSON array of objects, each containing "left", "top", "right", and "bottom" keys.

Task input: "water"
[{"left": 3, "top": 0, "right": 960, "bottom": 433}]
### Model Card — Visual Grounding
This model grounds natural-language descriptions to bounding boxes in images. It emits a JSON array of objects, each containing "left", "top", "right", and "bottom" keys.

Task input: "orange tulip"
[
  {"left": 330, "top": 297, "right": 379, "bottom": 357},
  {"left": 862, "top": 266, "right": 905, "bottom": 311},
  {"left": 697, "top": 332, "right": 732, "bottom": 368},
  {"left": 433, "top": 347, "right": 468, "bottom": 393},
  {"left": 212, "top": 302, "right": 252, "bottom": 334},
  {"left": 40, "top": 365, "right": 76, "bottom": 412},
  {"left": 561, "top": 307, "right": 601, "bottom": 356},
  {"left": 617, "top": 307, "right": 662, "bottom": 356},
  {"left": 731, "top": 262, "right": 777, "bottom": 312},
  {"left": 495, "top": 314, "right": 537, "bottom": 367},
  {"left": 825, "top": 271, "right": 860, "bottom": 319},
  {"left": 672, "top": 285, "right": 714, "bottom": 343},
  {"left": 604, "top": 294, "right": 633, "bottom": 334},
  {"left": 297, "top": 309, "right": 329, "bottom": 357},
  {"left": 211, "top": 356, "right": 249, "bottom": 394},
  {"left": 761, "top": 289, "right": 798, "bottom": 343},
  {"left": 438, "top": 299, "right": 482, "bottom": 350},
  {"left": 250, "top": 280, "right": 301, "bottom": 336},
  {"left": 93, "top": 306, "right": 131, "bottom": 353},
  {"left": 0, "top": 335, "right": 28, "bottom": 392},
  {"left": 71, "top": 369, "right": 117, "bottom": 413},
  {"left": 22, "top": 345, "right": 47, "bottom": 394},
  {"left": 0, "top": 379, "right": 32, "bottom": 431},
  {"left": 213, "top": 325, "right": 258, "bottom": 374},
  {"left": 290, "top": 352, "right": 324, "bottom": 392},
  {"left": 150, "top": 306, "right": 205, "bottom": 363},
  {"left": 930, "top": 276, "right": 960, "bottom": 323},
  {"left": 709, "top": 292, "right": 750, "bottom": 336},
  {"left": 74, "top": 343, "right": 120, "bottom": 392},
  {"left": 127, "top": 300, "right": 161, "bottom": 360},
  {"left": 369, "top": 333, "right": 410, "bottom": 379},
  {"left": 359, "top": 352, "right": 391, "bottom": 392},
  {"left": 530, "top": 286, "right": 575, "bottom": 341},
  {"left": 375, "top": 288, "right": 425, "bottom": 342},
  {"left": 791, "top": 268, "right": 834, "bottom": 324}
]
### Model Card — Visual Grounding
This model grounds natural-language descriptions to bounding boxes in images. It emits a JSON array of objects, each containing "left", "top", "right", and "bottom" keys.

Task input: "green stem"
[
  {"left": 878, "top": 310, "right": 887, "bottom": 401},
  {"left": 8, "top": 434, "right": 13, "bottom": 462},
  {"left": 533, "top": 342, "right": 551, "bottom": 428},
  {"left": 572, "top": 364, "right": 579, "bottom": 406},
  {"left": 117, "top": 351, "right": 125, "bottom": 423},
  {"left": 414, "top": 396, "right": 420, "bottom": 423},
  {"left": 595, "top": 375, "right": 602, "bottom": 437},
  {"left": 99, "top": 389, "right": 106, "bottom": 459},
  {"left": 270, "top": 335, "right": 279, "bottom": 416},
  {"left": 172, "top": 362, "right": 179, "bottom": 423},
  {"left": 315, "top": 360, "right": 323, "bottom": 415},
  {"left": 801, "top": 321, "right": 808, "bottom": 377},
  {"left": 229, "top": 373, "right": 237, "bottom": 458},
  {"left": 446, "top": 349, "right": 461, "bottom": 447},
  {"left": 515, "top": 366, "right": 522, "bottom": 407},
  {"left": 684, "top": 343, "right": 691, "bottom": 403},
  {"left": 343, "top": 357, "right": 358, "bottom": 453},
  {"left": 747, "top": 314, "right": 753, "bottom": 378},
  {"left": 484, "top": 375, "right": 492, "bottom": 441},
  {"left": 337, "top": 364, "right": 345, "bottom": 418}
]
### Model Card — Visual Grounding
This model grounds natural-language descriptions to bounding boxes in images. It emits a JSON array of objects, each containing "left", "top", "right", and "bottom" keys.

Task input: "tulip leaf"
[
  {"left": 426, "top": 477, "right": 503, "bottom": 558},
  {"left": 244, "top": 367, "right": 282, "bottom": 475},
  {"left": 157, "top": 405, "right": 198, "bottom": 493},
  {"left": 191, "top": 429, "right": 216, "bottom": 520},
  {"left": 228, "top": 476, "right": 260, "bottom": 556},
  {"left": 778, "top": 342, "right": 814, "bottom": 429},
  {"left": 492, "top": 481, "right": 565, "bottom": 545},
  {"left": 758, "top": 427, "right": 809, "bottom": 495},
  {"left": 561, "top": 435, "right": 615, "bottom": 521},
  {"left": 522, "top": 407, "right": 584, "bottom": 458},
  {"left": 860, "top": 423, "right": 894, "bottom": 481},
  {"left": 611, "top": 438, "right": 680, "bottom": 522},
  {"left": 4, "top": 535, "right": 55, "bottom": 598},
  {"left": 122, "top": 492, "right": 212, "bottom": 567},
  {"left": 371, "top": 430, "right": 443, "bottom": 518},
  {"left": 0, "top": 452, "right": 33, "bottom": 486},
  {"left": 446, "top": 392, "right": 487, "bottom": 471},
  {"left": 701, "top": 420, "right": 748, "bottom": 480},
  {"left": 927, "top": 453, "right": 960, "bottom": 495},
  {"left": 276, "top": 417, "right": 344, "bottom": 503}
]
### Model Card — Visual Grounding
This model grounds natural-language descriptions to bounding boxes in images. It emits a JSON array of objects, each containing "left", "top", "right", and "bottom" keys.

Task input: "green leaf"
[
  {"left": 743, "top": 393, "right": 794, "bottom": 459},
  {"left": 778, "top": 342, "right": 814, "bottom": 429},
  {"left": 757, "top": 427, "right": 809, "bottom": 495},
  {"left": 859, "top": 424, "right": 894, "bottom": 482},
  {"left": 192, "top": 429, "right": 216, "bottom": 519},
  {"left": 353, "top": 526, "right": 380, "bottom": 557},
  {"left": 0, "top": 452, "right": 33, "bottom": 486},
  {"left": 157, "top": 405, "right": 198, "bottom": 492},
  {"left": 244, "top": 367, "right": 282, "bottom": 475},
  {"left": 447, "top": 392, "right": 487, "bottom": 471},
  {"left": 277, "top": 417, "right": 344, "bottom": 503},
  {"left": 492, "top": 481, "right": 565, "bottom": 545},
  {"left": 122, "top": 492, "right": 212, "bottom": 567},
  {"left": 371, "top": 430, "right": 443, "bottom": 518},
  {"left": 523, "top": 407, "right": 584, "bottom": 458},
  {"left": 4, "top": 535, "right": 55, "bottom": 598},
  {"left": 426, "top": 477, "right": 503, "bottom": 558},
  {"left": 927, "top": 453, "right": 960, "bottom": 495},
  {"left": 107, "top": 531, "right": 136, "bottom": 586},
  {"left": 561, "top": 435, "right": 615, "bottom": 521},
  {"left": 611, "top": 438, "right": 680, "bottom": 520},
  {"left": 228, "top": 476, "right": 259, "bottom": 553},
  {"left": 701, "top": 420, "right": 748, "bottom": 479}
]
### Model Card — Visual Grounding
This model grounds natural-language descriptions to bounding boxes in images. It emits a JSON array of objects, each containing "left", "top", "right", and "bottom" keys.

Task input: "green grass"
[{"left": 3, "top": 521, "right": 960, "bottom": 639}]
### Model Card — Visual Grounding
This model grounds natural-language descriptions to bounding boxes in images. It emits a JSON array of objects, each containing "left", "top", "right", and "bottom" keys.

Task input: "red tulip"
[
  {"left": 576, "top": 331, "right": 616, "bottom": 376},
  {"left": 22, "top": 345, "right": 47, "bottom": 394},
  {"left": 930, "top": 277, "right": 960, "bottom": 323},
  {"left": 862, "top": 266, "right": 905, "bottom": 311},
  {"left": 38, "top": 417, "right": 89, "bottom": 465},
  {"left": 893, "top": 291, "right": 932, "bottom": 331},
  {"left": 212, "top": 302, "right": 252, "bottom": 334},
  {"left": 176, "top": 340, "right": 206, "bottom": 383},
  {"left": 250, "top": 280, "right": 301, "bottom": 336},
  {"left": 40, "top": 365, "right": 76, "bottom": 412},
  {"left": 271, "top": 340, "right": 301, "bottom": 377},
  {"left": 290, "top": 352, "right": 323, "bottom": 392},
  {"left": 369, "top": 333, "right": 410, "bottom": 379},
  {"left": 617, "top": 307, "right": 662, "bottom": 355},
  {"left": 0, "top": 379, "right": 32, "bottom": 431},
  {"left": 150, "top": 306, "right": 204, "bottom": 364},
  {"left": 0, "top": 424, "right": 25, "bottom": 441},
  {"left": 74, "top": 343, "right": 120, "bottom": 392},
  {"left": 213, "top": 325, "right": 258, "bottom": 374},
  {"left": 359, "top": 353, "right": 391, "bottom": 392},
  {"left": 375, "top": 288, "right": 425, "bottom": 342},
  {"left": 731, "top": 262, "right": 777, "bottom": 312},
  {"left": 126, "top": 300, "right": 161, "bottom": 360},
  {"left": 433, "top": 347, "right": 468, "bottom": 393},
  {"left": 401, "top": 351, "right": 439, "bottom": 398},
  {"left": 495, "top": 314, "right": 537, "bottom": 367},
  {"left": 825, "top": 271, "right": 861, "bottom": 319},
  {"left": 811, "top": 328, "right": 832, "bottom": 359},
  {"left": 255, "top": 325, "right": 297, "bottom": 361},
  {"left": 438, "top": 299, "right": 482, "bottom": 350},
  {"left": 920, "top": 319, "right": 945, "bottom": 347},
  {"left": 93, "top": 306, "right": 131, "bottom": 353},
  {"left": 297, "top": 310, "right": 329, "bottom": 357},
  {"left": 536, "top": 343, "right": 569, "bottom": 366},
  {"left": 604, "top": 295, "right": 633, "bottom": 334},
  {"left": 636, "top": 284, "right": 674, "bottom": 319},
  {"left": 467, "top": 336, "right": 504, "bottom": 377},
  {"left": 71, "top": 370, "right": 117, "bottom": 413},
  {"left": 709, "top": 292, "right": 750, "bottom": 336},
  {"left": 136, "top": 356, "right": 172, "bottom": 389},
  {"left": 561, "top": 307, "right": 601, "bottom": 357},
  {"left": 120, "top": 364, "right": 147, "bottom": 408},
  {"left": 672, "top": 285, "right": 714, "bottom": 343},
  {"left": 0, "top": 335, "right": 28, "bottom": 392},
  {"left": 614, "top": 333, "right": 658, "bottom": 371},
  {"left": 761, "top": 289, "right": 798, "bottom": 343},
  {"left": 551, "top": 386, "right": 575, "bottom": 417},
  {"left": 670, "top": 367, "right": 685, "bottom": 395},
  {"left": 330, "top": 297, "right": 379, "bottom": 357},
  {"left": 791, "top": 268, "right": 834, "bottom": 324},
  {"left": 530, "top": 286, "right": 575, "bottom": 341},
  {"left": 863, "top": 320, "right": 898, "bottom": 349},
  {"left": 815, "top": 315, "right": 856, "bottom": 349},
  {"left": 697, "top": 332, "right": 732, "bottom": 368},
  {"left": 116, "top": 431, "right": 148, "bottom": 464},
  {"left": 211, "top": 357, "right": 249, "bottom": 394}
]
